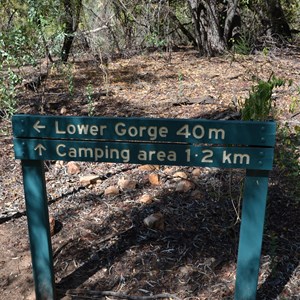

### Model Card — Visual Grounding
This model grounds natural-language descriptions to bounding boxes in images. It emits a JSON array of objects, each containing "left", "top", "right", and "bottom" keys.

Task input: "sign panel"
[
  {"left": 12, "top": 115, "right": 276, "bottom": 146},
  {"left": 14, "top": 138, "right": 274, "bottom": 170}
]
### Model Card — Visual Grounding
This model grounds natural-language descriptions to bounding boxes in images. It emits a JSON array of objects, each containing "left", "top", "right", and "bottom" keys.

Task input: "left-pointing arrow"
[
  {"left": 33, "top": 120, "right": 46, "bottom": 133},
  {"left": 34, "top": 144, "right": 46, "bottom": 156}
]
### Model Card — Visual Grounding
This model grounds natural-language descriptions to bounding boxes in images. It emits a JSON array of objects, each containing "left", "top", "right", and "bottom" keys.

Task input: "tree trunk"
[
  {"left": 61, "top": 0, "right": 82, "bottom": 62},
  {"left": 253, "top": 0, "right": 291, "bottom": 40},
  {"left": 266, "top": 0, "right": 291, "bottom": 39},
  {"left": 187, "top": 0, "right": 239, "bottom": 56},
  {"left": 223, "top": 0, "right": 240, "bottom": 44}
]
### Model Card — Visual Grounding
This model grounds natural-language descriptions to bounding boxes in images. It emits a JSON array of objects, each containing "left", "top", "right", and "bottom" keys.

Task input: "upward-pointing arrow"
[
  {"left": 33, "top": 120, "right": 46, "bottom": 133},
  {"left": 34, "top": 144, "right": 46, "bottom": 156}
]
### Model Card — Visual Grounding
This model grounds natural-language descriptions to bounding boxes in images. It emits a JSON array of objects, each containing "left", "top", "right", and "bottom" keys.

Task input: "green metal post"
[
  {"left": 21, "top": 160, "right": 55, "bottom": 300},
  {"left": 234, "top": 170, "right": 270, "bottom": 300}
]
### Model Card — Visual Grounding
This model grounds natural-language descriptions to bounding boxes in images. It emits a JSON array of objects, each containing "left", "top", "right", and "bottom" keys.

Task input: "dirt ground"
[{"left": 0, "top": 49, "right": 300, "bottom": 299}]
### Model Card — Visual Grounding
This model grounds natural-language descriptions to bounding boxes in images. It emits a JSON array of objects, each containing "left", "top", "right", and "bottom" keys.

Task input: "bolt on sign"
[{"left": 12, "top": 114, "right": 276, "bottom": 300}]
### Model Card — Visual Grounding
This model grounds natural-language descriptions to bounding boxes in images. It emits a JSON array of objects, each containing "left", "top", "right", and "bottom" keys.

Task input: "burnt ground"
[{"left": 0, "top": 49, "right": 299, "bottom": 299}]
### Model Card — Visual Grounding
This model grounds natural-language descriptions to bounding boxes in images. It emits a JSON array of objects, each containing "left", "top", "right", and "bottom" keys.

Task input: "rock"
[
  {"left": 60, "top": 106, "right": 67, "bottom": 114},
  {"left": 49, "top": 217, "right": 56, "bottom": 236},
  {"left": 173, "top": 171, "right": 188, "bottom": 181},
  {"left": 143, "top": 212, "right": 164, "bottom": 230},
  {"left": 148, "top": 173, "right": 161, "bottom": 185},
  {"left": 67, "top": 161, "right": 80, "bottom": 175},
  {"left": 139, "top": 194, "right": 153, "bottom": 204},
  {"left": 175, "top": 179, "right": 194, "bottom": 192},
  {"left": 55, "top": 160, "right": 64, "bottom": 169},
  {"left": 80, "top": 175, "right": 101, "bottom": 186},
  {"left": 138, "top": 164, "right": 159, "bottom": 171},
  {"left": 118, "top": 178, "right": 137, "bottom": 190},
  {"left": 163, "top": 167, "right": 176, "bottom": 175},
  {"left": 104, "top": 186, "right": 119, "bottom": 196},
  {"left": 192, "top": 168, "right": 202, "bottom": 177}
]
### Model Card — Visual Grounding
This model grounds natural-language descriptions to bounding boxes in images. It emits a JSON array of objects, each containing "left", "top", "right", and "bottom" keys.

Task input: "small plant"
[
  {"left": 232, "top": 35, "right": 251, "bottom": 55},
  {"left": 61, "top": 63, "right": 75, "bottom": 95},
  {"left": 262, "top": 47, "right": 270, "bottom": 56},
  {"left": 145, "top": 32, "right": 167, "bottom": 48},
  {"left": 240, "top": 74, "right": 288, "bottom": 121},
  {"left": 269, "top": 231, "right": 279, "bottom": 273},
  {"left": 289, "top": 85, "right": 300, "bottom": 114},
  {"left": 177, "top": 71, "right": 184, "bottom": 102},
  {"left": 0, "top": 30, "right": 27, "bottom": 118},
  {"left": 276, "top": 123, "right": 300, "bottom": 194},
  {"left": 0, "top": 67, "right": 22, "bottom": 118},
  {"left": 67, "top": 64, "right": 75, "bottom": 95},
  {"left": 86, "top": 83, "right": 95, "bottom": 116}
]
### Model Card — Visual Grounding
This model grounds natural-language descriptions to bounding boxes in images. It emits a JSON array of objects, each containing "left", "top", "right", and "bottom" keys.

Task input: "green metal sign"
[
  {"left": 14, "top": 139, "right": 274, "bottom": 170},
  {"left": 12, "top": 114, "right": 276, "bottom": 300},
  {"left": 12, "top": 115, "right": 276, "bottom": 146}
]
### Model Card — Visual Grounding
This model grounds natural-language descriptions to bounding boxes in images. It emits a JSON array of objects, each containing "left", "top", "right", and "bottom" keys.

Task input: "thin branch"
[
  {"left": 82, "top": 25, "right": 108, "bottom": 35},
  {"left": 291, "top": 111, "right": 300, "bottom": 118},
  {"left": 168, "top": 9, "right": 197, "bottom": 46},
  {"left": 82, "top": 3, "right": 102, "bottom": 20}
]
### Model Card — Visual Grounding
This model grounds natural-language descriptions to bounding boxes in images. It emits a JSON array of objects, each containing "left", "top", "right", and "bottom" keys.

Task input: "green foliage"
[
  {"left": 276, "top": 82, "right": 300, "bottom": 185},
  {"left": 62, "top": 63, "right": 75, "bottom": 95},
  {"left": 276, "top": 123, "right": 300, "bottom": 202},
  {"left": 0, "top": 67, "right": 22, "bottom": 117},
  {"left": 269, "top": 231, "right": 279, "bottom": 273},
  {"left": 231, "top": 29, "right": 253, "bottom": 55},
  {"left": 145, "top": 32, "right": 167, "bottom": 48},
  {"left": 276, "top": 81, "right": 300, "bottom": 189},
  {"left": 289, "top": 85, "right": 300, "bottom": 114},
  {"left": 241, "top": 75, "right": 287, "bottom": 121},
  {"left": 0, "top": 27, "right": 33, "bottom": 118},
  {"left": 281, "top": 0, "right": 300, "bottom": 28},
  {"left": 0, "top": 0, "right": 63, "bottom": 118}
]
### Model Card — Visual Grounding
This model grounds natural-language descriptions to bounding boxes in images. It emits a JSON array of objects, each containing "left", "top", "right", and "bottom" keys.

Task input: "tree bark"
[
  {"left": 252, "top": 0, "right": 291, "bottom": 40},
  {"left": 188, "top": 0, "right": 226, "bottom": 56},
  {"left": 61, "top": 0, "right": 82, "bottom": 62},
  {"left": 223, "top": 0, "right": 240, "bottom": 43},
  {"left": 266, "top": 0, "right": 291, "bottom": 39}
]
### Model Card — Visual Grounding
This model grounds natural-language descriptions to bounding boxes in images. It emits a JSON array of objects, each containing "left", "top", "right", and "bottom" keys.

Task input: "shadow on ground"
[{"left": 50, "top": 166, "right": 299, "bottom": 299}]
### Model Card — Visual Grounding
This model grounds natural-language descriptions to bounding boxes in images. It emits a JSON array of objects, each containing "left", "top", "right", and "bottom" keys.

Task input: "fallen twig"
[
  {"left": 53, "top": 238, "right": 74, "bottom": 259},
  {"left": 0, "top": 211, "right": 26, "bottom": 224}
]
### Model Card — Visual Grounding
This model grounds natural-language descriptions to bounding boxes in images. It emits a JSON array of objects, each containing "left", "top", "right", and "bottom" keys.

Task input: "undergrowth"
[
  {"left": 240, "top": 73, "right": 299, "bottom": 203},
  {"left": 240, "top": 74, "right": 290, "bottom": 121},
  {"left": 276, "top": 123, "right": 300, "bottom": 203}
]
